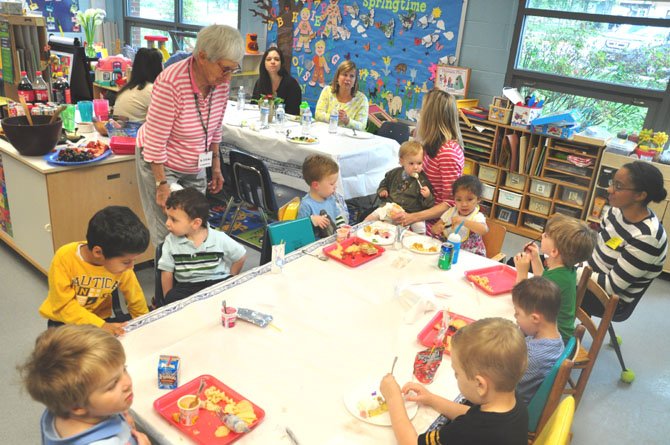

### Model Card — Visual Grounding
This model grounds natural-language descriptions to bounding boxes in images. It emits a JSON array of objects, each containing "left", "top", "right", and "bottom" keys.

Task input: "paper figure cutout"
[
  {"left": 309, "top": 40, "right": 330, "bottom": 87},
  {"left": 294, "top": 8, "right": 316, "bottom": 52}
]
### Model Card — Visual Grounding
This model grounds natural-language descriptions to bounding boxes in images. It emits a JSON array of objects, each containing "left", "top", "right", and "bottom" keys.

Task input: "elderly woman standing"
[
  {"left": 315, "top": 60, "right": 368, "bottom": 130},
  {"left": 136, "top": 25, "right": 244, "bottom": 246}
]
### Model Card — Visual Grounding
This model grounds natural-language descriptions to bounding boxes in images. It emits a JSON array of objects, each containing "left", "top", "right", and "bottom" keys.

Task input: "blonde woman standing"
[{"left": 315, "top": 60, "right": 369, "bottom": 130}]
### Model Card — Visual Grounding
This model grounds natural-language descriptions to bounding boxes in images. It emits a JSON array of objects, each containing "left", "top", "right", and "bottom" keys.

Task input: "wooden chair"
[
  {"left": 565, "top": 267, "right": 619, "bottom": 407},
  {"left": 483, "top": 218, "right": 507, "bottom": 262},
  {"left": 533, "top": 396, "right": 576, "bottom": 445}
]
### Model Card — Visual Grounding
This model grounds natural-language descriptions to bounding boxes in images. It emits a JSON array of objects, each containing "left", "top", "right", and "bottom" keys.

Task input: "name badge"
[
  {"left": 198, "top": 151, "right": 213, "bottom": 169},
  {"left": 605, "top": 236, "right": 623, "bottom": 250}
]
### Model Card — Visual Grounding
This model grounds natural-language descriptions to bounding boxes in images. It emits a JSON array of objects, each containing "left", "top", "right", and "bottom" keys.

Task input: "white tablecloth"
[
  {"left": 122, "top": 234, "right": 515, "bottom": 445},
  {"left": 220, "top": 103, "right": 400, "bottom": 200}
]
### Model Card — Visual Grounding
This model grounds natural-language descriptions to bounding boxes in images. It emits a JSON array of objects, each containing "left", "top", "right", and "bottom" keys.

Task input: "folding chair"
[
  {"left": 482, "top": 217, "right": 507, "bottom": 262},
  {"left": 533, "top": 396, "right": 576, "bottom": 445},
  {"left": 566, "top": 267, "right": 619, "bottom": 407},
  {"left": 377, "top": 121, "right": 410, "bottom": 144}
]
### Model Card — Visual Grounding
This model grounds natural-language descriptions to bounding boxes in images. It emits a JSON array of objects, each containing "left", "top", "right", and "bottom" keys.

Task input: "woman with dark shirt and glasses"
[
  {"left": 578, "top": 161, "right": 667, "bottom": 317},
  {"left": 252, "top": 46, "right": 301, "bottom": 115}
]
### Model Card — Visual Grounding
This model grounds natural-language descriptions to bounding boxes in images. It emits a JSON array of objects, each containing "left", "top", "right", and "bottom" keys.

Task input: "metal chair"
[{"left": 377, "top": 121, "right": 410, "bottom": 144}]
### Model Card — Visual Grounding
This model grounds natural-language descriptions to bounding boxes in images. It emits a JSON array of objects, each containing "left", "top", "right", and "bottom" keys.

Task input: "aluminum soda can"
[{"left": 438, "top": 242, "right": 454, "bottom": 270}]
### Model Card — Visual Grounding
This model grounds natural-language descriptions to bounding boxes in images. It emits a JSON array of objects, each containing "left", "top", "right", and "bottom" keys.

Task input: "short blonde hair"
[
  {"left": 417, "top": 89, "right": 463, "bottom": 158},
  {"left": 451, "top": 318, "right": 527, "bottom": 392},
  {"left": 545, "top": 213, "right": 596, "bottom": 267},
  {"left": 19, "top": 325, "right": 125, "bottom": 418},
  {"left": 330, "top": 60, "right": 359, "bottom": 97},
  {"left": 302, "top": 154, "right": 339, "bottom": 185},
  {"left": 398, "top": 141, "right": 423, "bottom": 159}
]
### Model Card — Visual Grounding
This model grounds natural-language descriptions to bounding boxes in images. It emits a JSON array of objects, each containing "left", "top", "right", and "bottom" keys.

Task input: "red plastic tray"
[
  {"left": 153, "top": 374, "right": 265, "bottom": 444},
  {"left": 110, "top": 136, "right": 136, "bottom": 155},
  {"left": 322, "top": 236, "right": 384, "bottom": 267},
  {"left": 464, "top": 264, "right": 516, "bottom": 295},
  {"left": 417, "top": 311, "right": 475, "bottom": 353}
]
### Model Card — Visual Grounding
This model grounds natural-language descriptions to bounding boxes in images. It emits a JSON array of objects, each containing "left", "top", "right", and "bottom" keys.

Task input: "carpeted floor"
[{"left": 209, "top": 204, "right": 265, "bottom": 249}]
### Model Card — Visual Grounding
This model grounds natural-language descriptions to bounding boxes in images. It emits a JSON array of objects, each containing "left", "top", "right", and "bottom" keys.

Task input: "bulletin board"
[
  {"left": 28, "top": 0, "right": 81, "bottom": 33},
  {"left": 255, "top": 0, "right": 468, "bottom": 122}
]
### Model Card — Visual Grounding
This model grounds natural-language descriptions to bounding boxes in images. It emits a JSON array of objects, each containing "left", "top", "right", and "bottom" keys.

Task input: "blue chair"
[
  {"left": 528, "top": 336, "right": 577, "bottom": 434},
  {"left": 260, "top": 218, "right": 316, "bottom": 266}
]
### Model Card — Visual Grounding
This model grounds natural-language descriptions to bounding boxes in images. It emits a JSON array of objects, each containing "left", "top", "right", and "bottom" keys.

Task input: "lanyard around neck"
[{"left": 189, "top": 59, "right": 213, "bottom": 151}]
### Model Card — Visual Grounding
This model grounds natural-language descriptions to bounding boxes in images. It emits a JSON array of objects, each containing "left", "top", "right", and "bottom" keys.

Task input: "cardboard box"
[
  {"left": 511, "top": 104, "right": 542, "bottom": 127},
  {"left": 158, "top": 355, "right": 180, "bottom": 389},
  {"left": 529, "top": 197, "right": 551, "bottom": 215},
  {"left": 478, "top": 165, "right": 499, "bottom": 183},
  {"left": 505, "top": 172, "right": 526, "bottom": 191},
  {"left": 560, "top": 186, "right": 586, "bottom": 206},
  {"left": 498, "top": 189, "right": 522, "bottom": 209},
  {"left": 530, "top": 179, "right": 554, "bottom": 198}
]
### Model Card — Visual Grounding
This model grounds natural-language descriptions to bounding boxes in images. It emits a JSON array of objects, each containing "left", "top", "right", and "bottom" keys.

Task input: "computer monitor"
[{"left": 48, "top": 35, "right": 93, "bottom": 103}]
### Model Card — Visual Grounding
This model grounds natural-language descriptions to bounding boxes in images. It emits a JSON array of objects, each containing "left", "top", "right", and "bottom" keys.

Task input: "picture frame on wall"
[{"left": 435, "top": 65, "right": 471, "bottom": 98}]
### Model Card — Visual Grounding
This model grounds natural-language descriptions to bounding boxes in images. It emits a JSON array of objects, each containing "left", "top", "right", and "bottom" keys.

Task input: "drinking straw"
[
  {"left": 455, "top": 220, "right": 465, "bottom": 234},
  {"left": 223, "top": 300, "right": 227, "bottom": 314}
]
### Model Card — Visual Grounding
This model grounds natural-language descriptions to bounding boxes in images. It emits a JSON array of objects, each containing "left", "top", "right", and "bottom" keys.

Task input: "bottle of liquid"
[
  {"left": 274, "top": 103, "right": 285, "bottom": 132},
  {"left": 53, "top": 72, "right": 71, "bottom": 104},
  {"left": 447, "top": 232, "right": 462, "bottom": 264},
  {"left": 33, "top": 71, "right": 49, "bottom": 103},
  {"left": 328, "top": 105, "right": 339, "bottom": 134},
  {"left": 300, "top": 101, "right": 312, "bottom": 136},
  {"left": 260, "top": 98, "right": 270, "bottom": 129},
  {"left": 237, "top": 85, "right": 245, "bottom": 110},
  {"left": 17, "top": 71, "right": 35, "bottom": 103}
]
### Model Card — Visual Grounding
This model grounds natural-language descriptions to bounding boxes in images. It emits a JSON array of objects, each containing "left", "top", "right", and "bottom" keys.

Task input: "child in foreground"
[
  {"left": 19, "top": 324, "right": 150, "bottom": 444},
  {"left": 380, "top": 318, "right": 528, "bottom": 445},
  {"left": 38, "top": 206, "right": 150, "bottom": 337},
  {"left": 365, "top": 140, "right": 434, "bottom": 234},
  {"left": 159, "top": 188, "right": 246, "bottom": 304},
  {"left": 432, "top": 175, "right": 489, "bottom": 256},
  {"left": 512, "top": 277, "right": 565, "bottom": 405},
  {"left": 297, "top": 154, "right": 349, "bottom": 238},
  {"left": 514, "top": 213, "right": 596, "bottom": 341}
]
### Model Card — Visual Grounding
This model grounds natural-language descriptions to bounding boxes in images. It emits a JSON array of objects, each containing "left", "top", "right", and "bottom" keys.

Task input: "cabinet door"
[{"left": 46, "top": 159, "right": 153, "bottom": 263}]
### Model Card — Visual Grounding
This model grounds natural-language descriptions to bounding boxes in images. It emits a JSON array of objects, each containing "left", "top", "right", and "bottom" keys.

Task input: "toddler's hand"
[
  {"left": 379, "top": 189, "right": 389, "bottom": 199},
  {"left": 380, "top": 374, "right": 402, "bottom": 402},
  {"left": 310, "top": 214, "right": 330, "bottom": 229},
  {"left": 452, "top": 215, "right": 464, "bottom": 227},
  {"left": 132, "top": 430, "right": 152, "bottom": 445},
  {"left": 432, "top": 220, "right": 446, "bottom": 237},
  {"left": 401, "top": 382, "right": 433, "bottom": 405},
  {"left": 420, "top": 186, "right": 430, "bottom": 198},
  {"left": 102, "top": 322, "right": 127, "bottom": 337}
]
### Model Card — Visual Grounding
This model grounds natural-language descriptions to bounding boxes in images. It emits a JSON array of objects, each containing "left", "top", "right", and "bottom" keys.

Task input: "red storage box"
[{"left": 110, "top": 136, "right": 136, "bottom": 155}]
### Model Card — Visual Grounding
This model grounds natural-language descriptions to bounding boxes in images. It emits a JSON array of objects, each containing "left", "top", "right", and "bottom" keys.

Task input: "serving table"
[
  {"left": 221, "top": 102, "right": 400, "bottom": 200},
  {"left": 123, "top": 236, "right": 515, "bottom": 444}
]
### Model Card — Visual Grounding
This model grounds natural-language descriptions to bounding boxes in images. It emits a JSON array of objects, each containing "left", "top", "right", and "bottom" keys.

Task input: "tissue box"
[
  {"left": 511, "top": 104, "right": 542, "bottom": 127},
  {"left": 158, "top": 355, "right": 180, "bottom": 389}
]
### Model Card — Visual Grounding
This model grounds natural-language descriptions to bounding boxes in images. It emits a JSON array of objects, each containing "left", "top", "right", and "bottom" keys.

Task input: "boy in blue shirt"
[
  {"left": 297, "top": 154, "right": 349, "bottom": 238},
  {"left": 159, "top": 188, "right": 246, "bottom": 304}
]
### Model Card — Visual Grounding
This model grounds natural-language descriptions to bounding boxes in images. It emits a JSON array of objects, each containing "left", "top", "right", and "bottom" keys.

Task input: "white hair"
[{"left": 194, "top": 24, "right": 244, "bottom": 63}]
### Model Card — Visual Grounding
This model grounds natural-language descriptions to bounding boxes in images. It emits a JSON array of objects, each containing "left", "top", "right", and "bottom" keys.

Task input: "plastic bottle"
[
  {"left": 447, "top": 232, "right": 462, "bottom": 264},
  {"left": 53, "top": 72, "right": 71, "bottom": 104},
  {"left": 237, "top": 85, "right": 245, "bottom": 110},
  {"left": 328, "top": 105, "right": 339, "bottom": 134},
  {"left": 274, "top": 103, "right": 285, "bottom": 132},
  {"left": 300, "top": 101, "right": 312, "bottom": 136},
  {"left": 17, "top": 71, "right": 35, "bottom": 103},
  {"left": 260, "top": 98, "right": 270, "bottom": 129},
  {"left": 33, "top": 71, "right": 49, "bottom": 103}
]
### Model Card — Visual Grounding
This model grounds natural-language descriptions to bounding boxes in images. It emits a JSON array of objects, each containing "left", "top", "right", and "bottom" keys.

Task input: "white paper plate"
[
  {"left": 344, "top": 130, "right": 374, "bottom": 139},
  {"left": 287, "top": 136, "right": 319, "bottom": 145},
  {"left": 356, "top": 222, "right": 397, "bottom": 246},
  {"left": 343, "top": 379, "right": 418, "bottom": 426},
  {"left": 403, "top": 235, "right": 442, "bottom": 254}
]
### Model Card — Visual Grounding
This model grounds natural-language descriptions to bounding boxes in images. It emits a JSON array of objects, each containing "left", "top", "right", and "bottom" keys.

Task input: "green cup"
[{"left": 62, "top": 105, "right": 76, "bottom": 132}]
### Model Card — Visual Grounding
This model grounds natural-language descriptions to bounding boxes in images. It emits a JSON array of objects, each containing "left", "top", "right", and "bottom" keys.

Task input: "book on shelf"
[{"left": 519, "top": 135, "right": 528, "bottom": 174}]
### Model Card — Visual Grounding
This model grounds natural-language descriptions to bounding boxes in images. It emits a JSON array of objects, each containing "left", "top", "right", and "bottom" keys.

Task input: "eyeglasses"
[
  {"left": 609, "top": 180, "right": 637, "bottom": 192},
  {"left": 218, "top": 63, "right": 242, "bottom": 76}
]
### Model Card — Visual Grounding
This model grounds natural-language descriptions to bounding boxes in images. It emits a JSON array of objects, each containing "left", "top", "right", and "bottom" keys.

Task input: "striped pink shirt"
[
  {"left": 422, "top": 140, "right": 464, "bottom": 206},
  {"left": 137, "top": 58, "right": 229, "bottom": 173}
]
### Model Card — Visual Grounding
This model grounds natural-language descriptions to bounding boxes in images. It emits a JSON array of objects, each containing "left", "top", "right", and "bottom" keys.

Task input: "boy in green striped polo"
[{"left": 159, "top": 188, "right": 246, "bottom": 304}]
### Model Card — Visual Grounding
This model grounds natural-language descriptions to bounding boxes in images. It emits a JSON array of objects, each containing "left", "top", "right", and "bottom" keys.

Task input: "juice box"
[{"left": 158, "top": 355, "right": 180, "bottom": 389}]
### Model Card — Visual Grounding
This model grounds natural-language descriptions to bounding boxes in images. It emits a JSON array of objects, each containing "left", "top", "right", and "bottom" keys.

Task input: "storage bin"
[
  {"left": 528, "top": 197, "right": 551, "bottom": 215},
  {"left": 554, "top": 204, "right": 581, "bottom": 219},
  {"left": 523, "top": 214, "right": 547, "bottom": 232},
  {"left": 560, "top": 186, "right": 587, "bottom": 206},
  {"left": 496, "top": 207, "right": 519, "bottom": 224},
  {"left": 505, "top": 172, "right": 526, "bottom": 191},
  {"left": 498, "top": 189, "right": 522, "bottom": 209},
  {"left": 478, "top": 165, "right": 499, "bottom": 183},
  {"left": 530, "top": 179, "right": 554, "bottom": 198},
  {"left": 482, "top": 183, "right": 495, "bottom": 201},
  {"left": 463, "top": 159, "right": 476, "bottom": 176},
  {"left": 480, "top": 202, "right": 491, "bottom": 217},
  {"left": 489, "top": 105, "right": 512, "bottom": 124},
  {"left": 511, "top": 104, "right": 542, "bottom": 127}
]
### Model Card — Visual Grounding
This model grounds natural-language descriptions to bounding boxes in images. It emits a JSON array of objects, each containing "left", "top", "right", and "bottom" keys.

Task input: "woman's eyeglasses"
[
  {"left": 609, "top": 180, "right": 637, "bottom": 192},
  {"left": 219, "top": 63, "right": 242, "bottom": 76}
]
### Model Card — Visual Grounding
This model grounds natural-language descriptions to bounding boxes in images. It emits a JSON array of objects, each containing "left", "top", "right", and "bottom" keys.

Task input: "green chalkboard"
[{"left": 0, "top": 21, "right": 13, "bottom": 84}]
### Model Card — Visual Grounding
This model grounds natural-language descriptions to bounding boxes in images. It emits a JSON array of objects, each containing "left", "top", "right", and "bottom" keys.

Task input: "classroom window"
[{"left": 507, "top": 1, "right": 670, "bottom": 134}]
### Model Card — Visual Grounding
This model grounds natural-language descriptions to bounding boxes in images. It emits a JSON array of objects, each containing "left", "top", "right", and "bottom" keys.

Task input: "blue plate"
[{"left": 45, "top": 148, "right": 112, "bottom": 166}]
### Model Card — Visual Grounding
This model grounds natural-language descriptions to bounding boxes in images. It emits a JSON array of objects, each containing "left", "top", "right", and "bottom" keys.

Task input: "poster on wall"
[
  {"left": 435, "top": 65, "right": 470, "bottom": 97},
  {"left": 0, "top": 154, "right": 13, "bottom": 237},
  {"left": 252, "top": 0, "right": 468, "bottom": 122},
  {"left": 29, "top": 0, "right": 81, "bottom": 33}
]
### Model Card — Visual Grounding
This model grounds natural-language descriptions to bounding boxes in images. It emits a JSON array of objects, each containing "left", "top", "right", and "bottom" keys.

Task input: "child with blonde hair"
[
  {"left": 365, "top": 140, "right": 434, "bottom": 234},
  {"left": 381, "top": 318, "right": 528, "bottom": 445},
  {"left": 515, "top": 213, "right": 596, "bottom": 341},
  {"left": 19, "top": 325, "right": 150, "bottom": 444}
]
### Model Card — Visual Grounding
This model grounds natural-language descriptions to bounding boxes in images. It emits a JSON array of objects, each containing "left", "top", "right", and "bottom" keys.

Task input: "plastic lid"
[
  {"left": 36, "top": 71, "right": 42, "bottom": 75},
  {"left": 144, "top": 35, "right": 168, "bottom": 42},
  {"left": 300, "top": 101, "right": 308, "bottom": 109},
  {"left": 20, "top": 71, "right": 27, "bottom": 76}
]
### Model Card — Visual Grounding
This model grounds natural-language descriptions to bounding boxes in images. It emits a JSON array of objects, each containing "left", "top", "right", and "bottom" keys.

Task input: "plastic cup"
[
  {"left": 62, "top": 104, "right": 76, "bottom": 132},
  {"left": 222, "top": 307, "right": 237, "bottom": 328},
  {"left": 93, "top": 99, "right": 109, "bottom": 120},
  {"left": 271, "top": 243, "right": 285, "bottom": 273},
  {"left": 177, "top": 395, "right": 199, "bottom": 426},
  {"left": 78, "top": 101, "right": 93, "bottom": 122},
  {"left": 336, "top": 225, "right": 352, "bottom": 242}
]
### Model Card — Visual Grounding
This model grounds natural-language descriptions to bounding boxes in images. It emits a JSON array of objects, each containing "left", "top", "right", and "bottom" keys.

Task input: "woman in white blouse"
[
  {"left": 113, "top": 48, "right": 163, "bottom": 122},
  {"left": 315, "top": 60, "right": 369, "bottom": 130}
]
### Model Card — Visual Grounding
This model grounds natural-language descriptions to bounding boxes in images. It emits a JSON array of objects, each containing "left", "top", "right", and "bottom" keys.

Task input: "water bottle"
[
  {"left": 260, "top": 98, "right": 270, "bottom": 129},
  {"left": 300, "top": 101, "right": 312, "bottom": 136},
  {"left": 237, "top": 86, "right": 245, "bottom": 110},
  {"left": 447, "top": 232, "right": 462, "bottom": 264},
  {"left": 274, "top": 103, "right": 285, "bottom": 132},
  {"left": 328, "top": 105, "right": 339, "bottom": 134}
]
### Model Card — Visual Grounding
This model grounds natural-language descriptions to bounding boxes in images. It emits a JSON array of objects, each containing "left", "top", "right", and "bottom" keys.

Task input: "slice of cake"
[{"left": 356, "top": 391, "right": 388, "bottom": 418}]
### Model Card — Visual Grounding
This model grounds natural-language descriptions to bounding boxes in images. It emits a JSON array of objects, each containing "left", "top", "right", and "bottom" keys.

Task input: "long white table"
[
  {"left": 221, "top": 103, "right": 400, "bottom": 200},
  {"left": 122, "top": 236, "right": 515, "bottom": 444}
]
